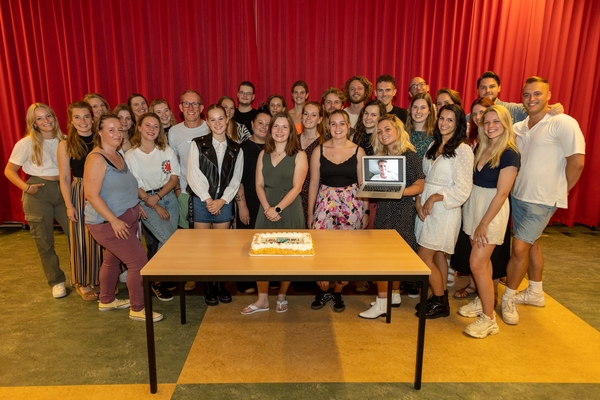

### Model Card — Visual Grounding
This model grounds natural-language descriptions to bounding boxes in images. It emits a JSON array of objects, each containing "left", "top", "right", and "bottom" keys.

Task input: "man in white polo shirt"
[{"left": 501, "top": 76, "right": 585, "bottom": 325}]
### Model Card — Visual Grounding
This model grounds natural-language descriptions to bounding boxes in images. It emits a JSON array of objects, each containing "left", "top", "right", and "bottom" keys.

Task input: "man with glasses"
[
  {"left": 168, "top": 90, "right": 209, "bottom": 231},
  {"left": 343, "top": 76, "right": 373, "bottom": 128},
  {"left": 234, "top": 81, "right": 258, "bottom": 135},
  {"left": 408, "top": 76, "right": 430, "bottom": 99}
]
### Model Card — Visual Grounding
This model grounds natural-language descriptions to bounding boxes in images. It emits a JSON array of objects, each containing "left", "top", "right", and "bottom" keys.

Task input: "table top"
[{"left": 141, "top": 229, "right": 430, "bottom": 277}]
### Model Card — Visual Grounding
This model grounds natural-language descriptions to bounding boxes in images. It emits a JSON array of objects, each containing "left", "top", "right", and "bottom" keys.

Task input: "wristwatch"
[
  {"left": 364, "top": 209, "right": 370, "bottom": 215},
  {"left": 275, "top": 206, "right": 282, "bottom": 213}
]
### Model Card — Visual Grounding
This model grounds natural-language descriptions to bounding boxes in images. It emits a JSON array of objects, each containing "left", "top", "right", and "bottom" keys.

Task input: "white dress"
[{"left": 415, "top": 143, "right": 473, "bottom": 253}]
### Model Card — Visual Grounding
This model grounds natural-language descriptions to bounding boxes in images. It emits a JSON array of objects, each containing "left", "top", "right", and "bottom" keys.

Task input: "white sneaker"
[
  {"left": 514, "top": 287, "right": 545, "bottom": 307},
  {"left": 501, "top": 295, "right": 519, "bottom": 325},
  {"left": 52, "top": 282, "right": 67, "bottom": 298},
  {"left": 464, "top": 311, "right": 500, "bottom": 338},
  {"left": 447, "top": 268, "right": 455, "bottom": 288},
  {"left": 130, "top": 308, "right": 164, "bottom": 322},
  {"left": 458, "top": 296, "right": 482, "bottom": 318},
  {"left": 99, "top": 298, "right": 131, "bottom": 311},
  {"left": 119, "top": 269, "right": 128, "bottom": 283},
  {"left": 370, "top": 290, "right": 401, "bottom": 307},
  {"left": 359, "top": 297, "right": 387, "bottom": 319}
]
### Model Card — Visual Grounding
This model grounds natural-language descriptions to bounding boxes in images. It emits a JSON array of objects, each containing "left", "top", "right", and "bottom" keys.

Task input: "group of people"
[{"left": 5, "top": 71, "right": 585, "bottom": 338}]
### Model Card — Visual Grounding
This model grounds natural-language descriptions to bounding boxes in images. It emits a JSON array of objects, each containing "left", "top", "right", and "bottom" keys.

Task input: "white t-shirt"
[
  {"left": 371, "top": 172, "right": 398, "bottom": 181},
  {"left": 344, "top": 107, "right": 359, "bottom": 128},
  {"left": 124, "top": 145, "right": 180, "bottom": 191},
  {"left": 9, "top": 136, "right": 60, "bottom": 176},
  {"left": 512, "top": 113, "right": 585, "bottom": 209},
  {"left": 168, "top": 120, "right": 209, "bottom": 190}
]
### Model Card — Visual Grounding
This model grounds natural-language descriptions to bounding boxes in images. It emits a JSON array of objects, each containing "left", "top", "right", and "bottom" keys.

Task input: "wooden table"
[{"left": 141, "top": 229, "right": 431, "bottom": 393}]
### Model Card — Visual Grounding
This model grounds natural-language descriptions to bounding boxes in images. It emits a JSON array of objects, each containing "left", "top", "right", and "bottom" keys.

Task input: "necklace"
[{"left": 81, "top": 135, "right": 94, "bottom": 145}]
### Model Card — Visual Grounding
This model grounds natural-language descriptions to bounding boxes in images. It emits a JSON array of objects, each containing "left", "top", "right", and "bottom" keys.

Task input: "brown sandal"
[
  {"left": 453, "top": 285, "right": 477, "bottom": 299},
  {"left": 76, "top": 285, "right": 99, "bottom": 301}
]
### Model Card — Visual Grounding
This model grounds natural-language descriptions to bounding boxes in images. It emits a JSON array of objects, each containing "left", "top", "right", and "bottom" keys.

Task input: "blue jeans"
[
  {"left": 511, "top": 197, "right": 556, "bottom": 244},
  {"left": 140, "top": 191, "right": 179, "bottom": 248}
]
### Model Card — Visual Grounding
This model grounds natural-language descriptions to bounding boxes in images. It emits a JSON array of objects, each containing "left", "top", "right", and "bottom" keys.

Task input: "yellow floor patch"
[
  {"left": 178, "top": 286, "right": 600, "bottom": 384},
  {"left": 0, "top": 384, "right": 176, "bottom": 399}
]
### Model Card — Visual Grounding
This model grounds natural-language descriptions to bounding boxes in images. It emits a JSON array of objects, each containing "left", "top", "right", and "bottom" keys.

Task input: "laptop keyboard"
[{"left": 363, "top": 185, "right": 401, "bottom": 192}]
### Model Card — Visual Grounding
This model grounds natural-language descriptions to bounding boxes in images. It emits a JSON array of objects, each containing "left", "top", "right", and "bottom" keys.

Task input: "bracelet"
[
  {"left": 24, "top": 185, "right": 31, "bottom": 193},
  {"left": 157, "top": 193, "right": 163, "bottom": 200},
  {"left": 174, "top": 188, "right": 181, "bottom": 193}
]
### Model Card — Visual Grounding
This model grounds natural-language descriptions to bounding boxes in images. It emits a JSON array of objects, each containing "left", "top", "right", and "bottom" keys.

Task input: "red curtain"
[{"left": 2, "top": 0, "right": 599, "bottom": 226}]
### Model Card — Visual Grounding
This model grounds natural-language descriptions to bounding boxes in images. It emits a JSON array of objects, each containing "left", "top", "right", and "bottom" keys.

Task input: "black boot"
[
  {"left": 415, "top": 292, "right": 434, "bottom": 311},
  {"left": 216, "top": 282, "right": 232, "bottom": 303},
  {"left": 419, "top": 293, "right": 450, "bottom": 319},
  {"left": 204, "top": 282, "right": 219, "bottom": 306}
]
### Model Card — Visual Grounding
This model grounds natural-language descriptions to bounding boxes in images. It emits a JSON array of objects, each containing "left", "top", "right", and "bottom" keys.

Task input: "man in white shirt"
[
  {"left": 501, "top": 77, "right": 585, "bottom": 326},
  {"left": 168, "top": 90, "right": 209, "bottom": 228},
  {"left": 371, "top": 160, "right": 398, "bottom": 181},
  {"left": 343, "top": 76, "right": 372, "bottom": 128}
]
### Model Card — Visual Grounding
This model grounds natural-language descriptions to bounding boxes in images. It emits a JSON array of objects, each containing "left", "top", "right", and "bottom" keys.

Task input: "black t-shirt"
[
  {"left": 473, "top": 147, "right": 521, "bottom": 188},
  {"left": 234, "top": 108, "right": 258, "bottom": 135},
  {"left": 389, "top": 105, "right": 408, "bottom": 125}
]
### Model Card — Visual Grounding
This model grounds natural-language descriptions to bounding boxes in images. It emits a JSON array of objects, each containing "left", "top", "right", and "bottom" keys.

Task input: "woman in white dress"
[{"left": 415, "top": 104, "right": 473, "bottom": 319}]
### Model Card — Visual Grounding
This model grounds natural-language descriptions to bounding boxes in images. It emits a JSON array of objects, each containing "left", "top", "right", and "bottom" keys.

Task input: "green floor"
[{"left": 0, "top": 225, "right": 598, "bottom": 399}]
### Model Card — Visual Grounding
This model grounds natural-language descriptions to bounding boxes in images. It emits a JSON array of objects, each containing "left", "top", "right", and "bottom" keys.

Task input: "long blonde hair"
[
  {"left": 475, "top": 105, "right": 519, "bottom": 169},
  {"left": 25, "top": 103, "right": 64, "bottom": 166},
  {"left": 371, "top": 114, "right": 416, "bottom": 156}
]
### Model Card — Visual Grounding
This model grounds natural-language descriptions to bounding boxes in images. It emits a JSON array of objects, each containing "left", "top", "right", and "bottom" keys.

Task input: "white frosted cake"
[{"left": 250, "top": 232, "right": 315, "bottom": 256}]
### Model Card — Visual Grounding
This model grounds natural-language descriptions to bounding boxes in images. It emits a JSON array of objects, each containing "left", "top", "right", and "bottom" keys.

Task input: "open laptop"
[{"left": 357, "top": 155, "right": 406, "bottom": 199}]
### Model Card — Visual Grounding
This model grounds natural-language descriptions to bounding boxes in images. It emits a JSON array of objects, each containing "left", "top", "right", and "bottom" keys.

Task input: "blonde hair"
[
  {"left": 371, "top": 114, "right": 416, "bottom": 156},
  {"left": 130, "top": 113, "right": 167, "bottom": 151},
  {"left": 475, "top": 105, "right": 519, "bottom": 169},
  {"left": 25, "top": 103, "right": 64, "bottom": 165}
]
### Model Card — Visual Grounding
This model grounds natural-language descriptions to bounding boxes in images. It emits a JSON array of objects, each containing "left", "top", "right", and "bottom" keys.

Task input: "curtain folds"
[{"left": 1, "top": 0, "right": 598, "bottom": 226}]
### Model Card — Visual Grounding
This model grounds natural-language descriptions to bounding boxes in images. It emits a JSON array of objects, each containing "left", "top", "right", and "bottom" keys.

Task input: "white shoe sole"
[{"left": 465, "top": 325, "right": 500, "bottom": 338}]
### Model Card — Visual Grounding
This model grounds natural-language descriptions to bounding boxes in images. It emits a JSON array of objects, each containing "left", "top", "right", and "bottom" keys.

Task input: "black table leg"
[
  {"left": 385, "top": 280, "right": 393, "bottom": 323},
  {"left": 144, "top": 277, "right": 158, "bottom": 393},
  {"left": 180, "top": 282, "right": 186, "bottom": 325},
  {"left": 414, "top": 275, "right": 428, "bottom": 390}
]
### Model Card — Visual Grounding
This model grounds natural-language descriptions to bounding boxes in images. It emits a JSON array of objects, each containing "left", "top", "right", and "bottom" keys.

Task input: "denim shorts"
[
  {"left": 192, "top": 196, "right": 233, "bottom": 223},
  {"left": 511, "top": 197, "right": 556, "bottom": 244}
]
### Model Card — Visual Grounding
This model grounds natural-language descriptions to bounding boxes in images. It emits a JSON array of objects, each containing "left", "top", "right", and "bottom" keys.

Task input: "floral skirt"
[{"left": 312, "top": 183, "right": 365, "bottom": 230}]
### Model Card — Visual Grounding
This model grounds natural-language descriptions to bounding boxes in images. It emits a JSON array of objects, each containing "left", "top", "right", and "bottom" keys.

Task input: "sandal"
[
  {"left": 453, "top": 285, "right": 477, "bottom": 299},
  {"left": 241, "top": 304, "right": 270, "bottom": 315},
  {"left": 276, "top": 299, "right": 288, "bottom": 313},
  {"left": 76, "top": 285, "right": 98, "bottom": 301}
]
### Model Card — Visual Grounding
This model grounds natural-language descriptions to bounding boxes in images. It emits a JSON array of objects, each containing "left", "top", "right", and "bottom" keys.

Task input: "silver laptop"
[{"left": 357, "top": 156, "right": 406, "bottom": 199}]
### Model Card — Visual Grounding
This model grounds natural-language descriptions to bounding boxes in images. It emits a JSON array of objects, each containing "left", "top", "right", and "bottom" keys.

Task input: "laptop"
[{"left": 357, "top": 155, "right": 406, "bottom": 199}]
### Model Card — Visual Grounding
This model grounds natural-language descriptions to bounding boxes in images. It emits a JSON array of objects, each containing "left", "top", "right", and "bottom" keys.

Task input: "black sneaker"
[
  {"left": 311, "top": 290, "right": 332, "bottom": 310},
  {"left": 332, "top": 292, "right": 345, "bottom": 312},
  {"left": 152, "top": 282, "right": 174, "bottom": 302}
]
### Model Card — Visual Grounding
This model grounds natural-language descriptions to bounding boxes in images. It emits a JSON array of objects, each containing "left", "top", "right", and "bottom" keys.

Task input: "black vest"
[{"left": 188, "top": 134, "right": 241, "bottom": 200}]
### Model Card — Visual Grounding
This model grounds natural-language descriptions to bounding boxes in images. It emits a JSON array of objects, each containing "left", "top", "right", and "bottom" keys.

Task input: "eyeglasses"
[
  {"left": 181, "top": 102, "right": 201, "bottom": 109},
  {"left": 410, "top": 82, "right": 427, "bottom": 90},
  {"left": 238, "top": 91, "right": 253, "bottom": 97}
]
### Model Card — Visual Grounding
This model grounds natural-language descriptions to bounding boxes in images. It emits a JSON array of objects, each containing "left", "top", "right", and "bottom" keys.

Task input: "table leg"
[
  {"left": 385, "top": 280, "right": 393, "bottom": 323},
  {"left": 414, "top": 275, "right": 428, "bottom": 390},
  {"left": 180, "top": 282, "right": 186, "bottom": 325},
  {"left": 144, "top": 277, "right": 158, "bottom": 393}
]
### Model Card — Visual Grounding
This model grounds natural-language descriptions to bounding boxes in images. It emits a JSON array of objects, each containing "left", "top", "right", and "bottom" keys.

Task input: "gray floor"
[{"left": 0, "top": 224, "right": 598, "bottom": 399}]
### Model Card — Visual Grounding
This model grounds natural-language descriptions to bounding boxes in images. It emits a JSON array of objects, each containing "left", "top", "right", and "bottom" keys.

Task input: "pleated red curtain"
[{"left": 1, "top": 0, "right": 598, "bottom": 226}]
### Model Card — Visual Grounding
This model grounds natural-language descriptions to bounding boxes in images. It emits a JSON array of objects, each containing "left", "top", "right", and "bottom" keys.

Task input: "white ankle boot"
[
  {"left": 370, "top": 290, "right": 401, "bottom": 307},
  {"left": 359, "top": 296, "right": 387, "bottom": 319}
]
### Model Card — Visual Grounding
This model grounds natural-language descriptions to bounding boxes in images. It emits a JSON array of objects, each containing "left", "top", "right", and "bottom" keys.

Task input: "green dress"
[{"left": 255, "top": 151, "right": 306, "bottom": 229}]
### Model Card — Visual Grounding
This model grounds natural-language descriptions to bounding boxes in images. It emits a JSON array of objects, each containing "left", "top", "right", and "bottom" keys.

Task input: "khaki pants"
[{"left": 23, "top": 177, "right": 69, "bottom": 286}]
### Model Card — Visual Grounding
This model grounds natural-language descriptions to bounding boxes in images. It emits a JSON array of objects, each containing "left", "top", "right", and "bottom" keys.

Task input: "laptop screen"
[{"left": 363, "top": 157, "right": 405, "bottom": 183}]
